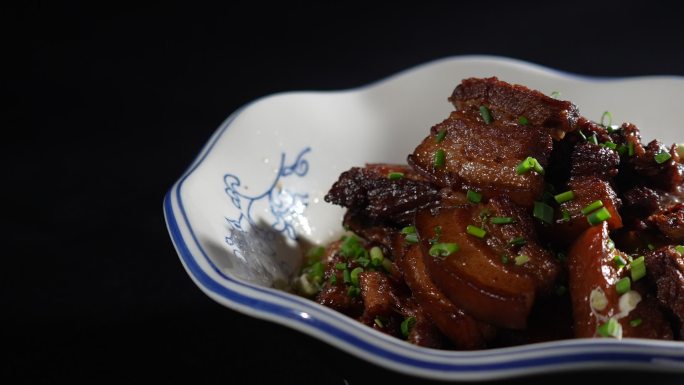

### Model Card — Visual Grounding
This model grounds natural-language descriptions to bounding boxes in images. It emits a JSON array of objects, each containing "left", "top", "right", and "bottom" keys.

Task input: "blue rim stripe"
[{"left": 163, "top": 56, "right": 684, "bottom": 377}]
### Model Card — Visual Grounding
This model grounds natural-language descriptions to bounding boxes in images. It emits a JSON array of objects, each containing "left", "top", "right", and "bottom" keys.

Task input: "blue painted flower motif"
[{"left": 223, "top": 147, "right": 311, "bottom": 259}]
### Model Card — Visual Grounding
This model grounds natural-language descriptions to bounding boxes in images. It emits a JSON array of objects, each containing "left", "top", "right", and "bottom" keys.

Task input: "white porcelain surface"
[{"left": 164, "top": 56, "right": 684, "bottom": 380}]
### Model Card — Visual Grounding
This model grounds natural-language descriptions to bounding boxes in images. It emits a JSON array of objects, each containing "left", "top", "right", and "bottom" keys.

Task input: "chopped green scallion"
[
  {"left": 509, "top": 236, "right": 527, "bottom": 246},
  {"left": 466, "top": 225, "right": 487, "bottom": 239},
  {"left": 675, "top": 245, "right": 684, "bottom": 254},
  {"left": 429, "top": 242, "right": 460, "bottom": 258},
  {"left": 490, "top": 216, "right": 516, "bottom": 224},
  {"left": 601, "top": 141, "right": 617, "bottom": 150},
  {"left": 404, "top": 233, "right": 418, "bottom": 244},
  {"left": 480, "top": 105, "right": 493, "bottom": 124},
  {"left": 533, "top": 201, "right": 554, "bottom": 224},
  {"left": 374, "top": 317, "right": 384, "bottom": 328},
  {"left": 578, "top": 130, "right": 587, "bottom": 140},
  {"left": 515, "top": 156, "right": 545, "bottom": 175},
  {"left": 561, "top": 210, "right": 571, "bottom": 222},
  {"left": 435, "top": 128, "right": 447, "bottom": 143},
  {"left": 402, "top": 226, "right": 418, "bottom": 243},
  {"left": 630, "top": 256, "right": 646, "bottom": 282},
  {"left": 370, "top": 246, "right": 384, "bottom": 266},
  {"left": 615, "top": 277, "right": 631, "bottom": 295},
  {"left": 581, "top": 200, "right": 604, "bottom": 215},
  {"left": 335, "top": 263, "right": 347, "bottom": 270},
  {"left": 429, "top": 226, "right": 442, "bottom": 245},
  {"left": 617, "top": 144, "right": 628, "bottom": 155},
  {"left": 466, "top": 190, "right": 482, "bottom": 203},
  {"left": 518, "top": 116, "right": 529, "bottom": 125},
  {"left": 347, "top": 286, "right": 360, "bottom": 297},
  {"left": 434, "top": 149, "right": 446, "bottom": 168},
  {"left": 388, "top": 171, "right": 404, "bottom": 180},
  {"left": 343, "top": 269, "right": 351, "bottom": 284},
  {"left": 550, "top": 91, "right": 561, "bottom": 99},
  {"left": 613, "top": 254, "right": 627, "bottom": 268},
  {"left": 597, "top": 318, "right": 622, "bottom": 338},
  {"left": 628, "top": 141, "right": 635, "bottom": 157},
  {"left": 340, "top": 235, "right": 365, "bottom": 258},
  {"left": 501, "top": 255, "right": 509, "bottom": 264},
  {"left": 588, "top": 134, "right": 599, "bottom": 145},
  {"left": 356, "top": 256, "right": 370, "bottom": 267},
  {"left": 601, "top": 111, "right": 612, "bottom": 127},
  {"left": 400, "top": 316, "right": 416, "bottom": 338},
  {"left": 629, "top": 318, "right": 643, "bottom": 327},
  {"left": 515, "top": 255, "right": 530, "bottom": 265},
  {"left": 350, "top": 267, "right": 364, "bottom": 286},
  {"left": 401, "top": 226, "right": 416, "bottom": 235},
  {"left": 587, "top": 207, "right": 612, "bottom": 226},
  {"left": 654, "top": 150, "right": 671, "bottom": 164},
  {"left": 554, "top": 190, "right": 575, "bottom": 204}
]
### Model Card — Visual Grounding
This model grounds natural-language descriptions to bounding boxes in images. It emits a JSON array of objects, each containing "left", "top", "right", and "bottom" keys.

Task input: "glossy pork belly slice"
[
  {"left": 414, "top": 206, "right": 537, "bottom": 329},
  {"left": 408, "top": 110, "right": 551, "bottom": 207},
  {"left": 449, "top": 77, "right": 580, "bottom": 140},
  {"left": 395, "top": 238, "right": 492, "bottom": 349},
  {"left": 567, "top": 222, "right": 672, "bottom": 339}
]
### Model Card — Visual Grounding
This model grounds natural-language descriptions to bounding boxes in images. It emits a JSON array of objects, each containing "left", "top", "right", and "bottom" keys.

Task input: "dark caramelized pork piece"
[
  {"left": 408, "top": 110, "right": 551, "bottom": 207},
  {"left": 575, "top": 117, "right": 612, "bottom": 144},
  {"left": 358, "top": 271, "right": 398, "bottom": 323},
  {"left": 649, "top": 203, "right": 684, "bottom": 242},
  {"left": 396, "top": 238, "right": 492, "bottom": 349},
  {"left": 480, "top": 197, "right": 561, "bottom": 294},
  {"left": 325, "top": 164, "right": 440, "bottom": 227},
  {"left": 550, "top": 177, "right": 623, "bottom": 246},
  {"left": 631, "top": 141, "right": 684, "bottom": 192},
  {"left": 570, "top": 142, "right": 620, "bottom": 180},
  {"left": 449, "top": 77, "right": 580, "bottom": 140},
  {"left": 612, "top": 123, "right": 684, "bottom": 192},
  {"left": 567, "top": 222, "right": 672, "bottom": 339},
  {"left": 316, "top": 252, "right": 364, "bottom": 317},
  {"left": 645, "top": 246, "right": 684, "bottom": 337},
  {"left": 415, "top": 206, "right": 539, "bottom": 329},
  {"left": 623, "top": 186, "right": 664, "bottom": 217}
]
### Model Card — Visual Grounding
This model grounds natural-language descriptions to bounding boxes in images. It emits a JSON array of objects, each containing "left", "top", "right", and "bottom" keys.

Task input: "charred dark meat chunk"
[
  {"left": 623, "top": 186, "right": 664, "bottom": 217},
  {"left": 645, "top": 246, "right": 684, "bottom": 337},
  {"left": 325, "top": 164, "right": 440, "bottom": 227},
  {"left": 570, "top": 142, "right": 620, "bottom": 180},
  {"left": 649, "top": 203, "right": 684, "bottom": 242}
]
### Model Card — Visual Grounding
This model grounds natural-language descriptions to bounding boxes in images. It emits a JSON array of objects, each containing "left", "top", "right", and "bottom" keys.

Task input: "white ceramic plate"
[{"left": 163, "top": 56, "right": 684, "bottom": 381}]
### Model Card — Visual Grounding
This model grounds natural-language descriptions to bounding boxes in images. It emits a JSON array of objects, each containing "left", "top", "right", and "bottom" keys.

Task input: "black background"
[{"left": 12, "top": 1, "right": 684, "bottom": 383}]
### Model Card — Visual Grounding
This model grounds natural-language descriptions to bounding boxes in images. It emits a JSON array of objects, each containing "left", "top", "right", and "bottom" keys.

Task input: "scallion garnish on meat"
[
  {"left": 515, "top": 156, "right": 544, "bottom": 175},
  {"left": 479, "top": 105, "right": 493, "bottom": 124},
  {"left": 466, "top": 225, "right": 487, "bottom": 238}
]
